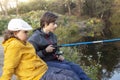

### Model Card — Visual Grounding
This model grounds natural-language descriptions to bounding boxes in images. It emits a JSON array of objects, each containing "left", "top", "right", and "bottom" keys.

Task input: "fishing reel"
[
  {"left": 52, "top": 45, "right": 63, "bottom": 55},
  {"left": 55, "top": 51, "right": 64, "bottom": 55}
]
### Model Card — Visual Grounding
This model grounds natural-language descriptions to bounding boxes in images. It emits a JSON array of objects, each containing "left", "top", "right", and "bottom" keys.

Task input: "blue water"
[{"left": 110, "top": 71, "right": 120, "bottom": 80}]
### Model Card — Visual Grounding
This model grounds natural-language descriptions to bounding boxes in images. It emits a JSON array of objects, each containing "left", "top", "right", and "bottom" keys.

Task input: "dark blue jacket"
[{"left": 28, "top": 29, "right": 59, "bottom": 61}]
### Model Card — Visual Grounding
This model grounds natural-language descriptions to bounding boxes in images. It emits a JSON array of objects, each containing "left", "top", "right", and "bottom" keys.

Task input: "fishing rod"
[{"left": 57, "top": 38, "right": 120, "bottom": 47}]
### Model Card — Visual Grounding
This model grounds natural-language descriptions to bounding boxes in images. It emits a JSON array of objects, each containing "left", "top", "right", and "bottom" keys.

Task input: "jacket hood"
[
  {"left": 2, "top": 38, "right": 25, "bottom": 52},
  {"left": 2, "top": 38, "right": 15, "bottom": 47}
]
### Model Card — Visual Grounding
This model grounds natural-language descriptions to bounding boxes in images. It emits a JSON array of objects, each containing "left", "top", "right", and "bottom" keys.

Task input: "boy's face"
[{"left": 46, "top": 22, "right": 58, "bottom": 32}]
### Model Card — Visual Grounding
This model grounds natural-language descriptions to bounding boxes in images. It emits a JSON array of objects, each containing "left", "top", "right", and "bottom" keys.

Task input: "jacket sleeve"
[
  {"left": 0, "top": 44, "right": 22, "bottom": 80},
  {"left": 28, "top": 40, "right": 46, "bottom": 58}
]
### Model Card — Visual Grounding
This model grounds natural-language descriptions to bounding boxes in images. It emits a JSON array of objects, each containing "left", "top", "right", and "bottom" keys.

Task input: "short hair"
[{"left": 40, "top": 11, "right": 58, "bottom": 28}]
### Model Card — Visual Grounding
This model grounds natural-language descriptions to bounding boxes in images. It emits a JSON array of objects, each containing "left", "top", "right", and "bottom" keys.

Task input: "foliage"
[
  {"left": 109, "top": 0, "right": 120, "bottom": 38},
  {"left": 60, "top": 46, "right": 101, "bottom": 80},
  {"left": 83, "top": 0, "right": 113, "bottom": 18},
  {"left": 55, "top": 23, "right": 81, "bottom": 44},
  {"left": 7, "top": 0, "right": 66, "bottom": 15},
  {"left": 55, "top": 16, "right": 105, "bottom": 45},
  {"left": 21, "top": 10, "right": 44, "bottom": 28},
  {"left": 0, "top": 20, "right": 7, "bottom": 35},
  {"left": 109, "top": 12, "right": 120, "bottom": 38},
  {"left": 20, "top": 10, "right": 46, "bottom": 36},
  {"left": 0, "top": 16, "right": 10, "bottom": 35},
  {"left": 80, "top": 18, "right": 105, "bottom": 37}
]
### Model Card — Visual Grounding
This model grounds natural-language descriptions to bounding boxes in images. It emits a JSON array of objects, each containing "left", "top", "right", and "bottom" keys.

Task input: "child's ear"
[{"left": 44, "top": 22, "right": 49, "bottom": 27}]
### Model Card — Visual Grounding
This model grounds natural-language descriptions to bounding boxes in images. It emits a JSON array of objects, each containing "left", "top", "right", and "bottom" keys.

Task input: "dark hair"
[
  {"left": 3, "top": 30, "right": 15, "bottom": 42},
  {"left": 40, "top": 11, "right": 58, "bottom": 28}
]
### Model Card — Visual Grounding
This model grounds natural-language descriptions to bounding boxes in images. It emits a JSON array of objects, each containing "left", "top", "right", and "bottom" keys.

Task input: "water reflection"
[
  {"left": 100, "top": 43, "right": 120, "bottom": 80},
  {"left": 79, "top": 37, "right": 120, "bottom": 80},
  {"left": 109, "top": 70, "right": 120, "bottom": 80}
]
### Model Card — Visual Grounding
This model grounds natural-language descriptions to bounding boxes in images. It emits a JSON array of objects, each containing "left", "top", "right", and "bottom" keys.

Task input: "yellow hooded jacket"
[{"left": 0, "top": 38, "right": 48, "bottom": 80}]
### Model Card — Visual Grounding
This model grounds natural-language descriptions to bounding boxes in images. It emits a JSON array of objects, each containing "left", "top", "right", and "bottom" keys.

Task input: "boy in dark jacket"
[{"left": 28, "top": 11, "right": 91, "bottom": 80}]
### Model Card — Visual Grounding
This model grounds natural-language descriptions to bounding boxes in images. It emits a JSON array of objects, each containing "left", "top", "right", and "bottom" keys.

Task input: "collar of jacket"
[{"left": 37, "top": 28, "right": 52, "bottom": 38}]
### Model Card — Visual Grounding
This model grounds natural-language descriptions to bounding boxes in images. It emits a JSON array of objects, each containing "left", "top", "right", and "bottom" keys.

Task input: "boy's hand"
[
  {"left": 57, "top": 55, "right": 64, "bottom": 61},
  {"left": 45, "top": 45, "right": 55, "bottom": 53}
]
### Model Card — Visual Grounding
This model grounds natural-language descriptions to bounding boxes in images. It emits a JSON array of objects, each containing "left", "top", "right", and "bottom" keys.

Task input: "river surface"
[{"left": 79, "top": 38, "right": 120, "bottom": 80}]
